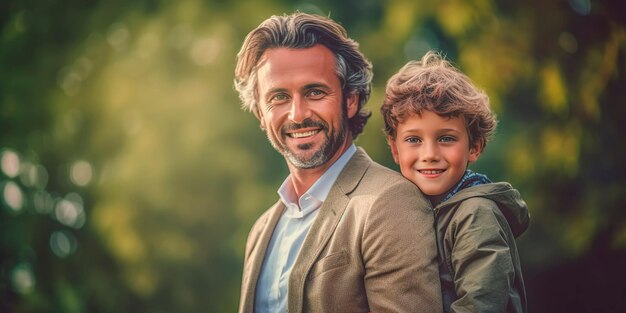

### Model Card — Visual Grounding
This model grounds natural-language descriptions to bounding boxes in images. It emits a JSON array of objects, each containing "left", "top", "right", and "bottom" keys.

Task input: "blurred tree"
[
  {"left": 1, "top": 0, "right": 625, "bottom": 312},
  {"left": 1, "top": 0, "right": 141, "bottom": 311}
]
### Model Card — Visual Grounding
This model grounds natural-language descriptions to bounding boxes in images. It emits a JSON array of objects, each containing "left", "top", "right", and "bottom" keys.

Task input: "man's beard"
[{"left": 268, "top": 110, "right": 349, "bottom": 169}]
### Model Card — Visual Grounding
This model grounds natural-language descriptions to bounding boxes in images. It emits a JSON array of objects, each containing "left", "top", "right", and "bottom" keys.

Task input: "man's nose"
[{"left": 288, "top": 96, "right": 310, "bottom": 123}]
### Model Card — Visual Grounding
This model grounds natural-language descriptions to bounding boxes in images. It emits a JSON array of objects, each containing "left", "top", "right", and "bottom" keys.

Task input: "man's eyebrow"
[
  {"left": 302, "top": 83, "right": 330, "bottom": 90},
  {"left": 265, "top": 87, "right": 288, "bottom": 95}
]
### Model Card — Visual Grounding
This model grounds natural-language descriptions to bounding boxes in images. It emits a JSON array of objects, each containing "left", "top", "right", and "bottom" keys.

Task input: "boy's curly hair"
[{"left": 380, "top": 51, "right": 497, "bottom": 151}]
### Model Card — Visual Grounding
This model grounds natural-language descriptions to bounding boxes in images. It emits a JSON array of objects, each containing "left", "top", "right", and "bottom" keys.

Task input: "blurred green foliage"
[{"left": 1, "top": 0, "right": 625, "bottom": 312}]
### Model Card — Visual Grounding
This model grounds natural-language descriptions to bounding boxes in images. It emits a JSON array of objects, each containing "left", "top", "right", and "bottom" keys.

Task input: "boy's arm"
[
  {"left": 362, "top": 180, "right": 443, "bottom": 313},
  {"left": 448, "top": 200, "right": 517, "bottom": 313}
]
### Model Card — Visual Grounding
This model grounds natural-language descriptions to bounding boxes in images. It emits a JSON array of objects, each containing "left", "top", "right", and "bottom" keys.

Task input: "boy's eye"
[
  {"left": 404, "top": 137, "right": 421, "bottom": 144},
  {"left": 439, "top": 136, "right": 456, "bottom": 143}
]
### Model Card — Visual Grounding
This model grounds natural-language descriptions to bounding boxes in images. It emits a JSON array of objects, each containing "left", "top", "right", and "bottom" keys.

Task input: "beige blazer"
[{"left": 239, "top": 148, "right": 442, "bottom": 313}]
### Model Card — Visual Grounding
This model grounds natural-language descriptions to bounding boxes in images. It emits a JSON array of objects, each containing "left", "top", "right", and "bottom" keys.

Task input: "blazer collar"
[
  {"left": 332, "top": 147, "right": 371, "bottom": 196},
  {"left": 287, "top": 147, "right": 372, "bottom": 313},
  {"left": 240, "top": 200, "right": 285, "bottom": 313}
]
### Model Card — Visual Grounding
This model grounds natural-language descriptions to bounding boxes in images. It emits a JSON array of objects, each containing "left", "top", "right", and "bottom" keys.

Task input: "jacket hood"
[{"left": 435, "top": 182, "right": 530, "bottom": 237}]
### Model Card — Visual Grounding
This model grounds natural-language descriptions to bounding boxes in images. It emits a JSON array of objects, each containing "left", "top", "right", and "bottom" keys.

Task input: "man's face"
[{"left": 255, "top": 45, "right": 357, "bottom": 169}]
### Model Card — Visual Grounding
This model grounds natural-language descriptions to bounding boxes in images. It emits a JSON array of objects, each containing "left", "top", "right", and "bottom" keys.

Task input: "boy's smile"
[
  {"left": 418, "top": 169, "right": 446, "bottom": 177},
  {"left": 388, "top": 110, "right": 481, "bottom": 197}
]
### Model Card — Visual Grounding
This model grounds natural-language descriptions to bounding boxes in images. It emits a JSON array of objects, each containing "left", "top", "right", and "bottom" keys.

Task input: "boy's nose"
[{"left": 421, "top": 142, "right": 440, "bottom": 162}]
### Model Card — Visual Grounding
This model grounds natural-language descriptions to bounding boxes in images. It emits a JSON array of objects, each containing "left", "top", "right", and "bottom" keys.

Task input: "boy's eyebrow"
[
  {"left": 397, "top": 128, "right": 421, "bottom": 134},
  {"left": 396, "top": 127, "right": 463, "bottom": 137},
  {"left": 399, "top": 127, "right": 462, "bottom": 132},
  {"left": 439, "top": 128, "right": 462, "bottom": 133}
]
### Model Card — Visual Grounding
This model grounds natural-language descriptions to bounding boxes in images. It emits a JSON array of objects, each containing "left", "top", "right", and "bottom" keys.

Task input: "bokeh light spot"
[
  {"left": 11, "top": 263, "right": 35, "bottom": 295},
  {"left": 3, "top": 181, "right": 24, "bottom": 212},
  {"left": 33, "top": 190, "right": 55, "bottom": 214},
  {"left": 1, "top": 149, "right": 21, "bottom": 178},
  {"left": 50, "top": 230, "right": 78, "bottom": 258},
  {"left": 20, "top": 162, "right": 49, "bottom": 189},
  {"left": 107, "top": 22, "right": 130, "bottom": 51},
  {"left": 70, "top": 160, "right": 94, "bottom": 187},
  {"left": 59, "top": 69, "right": 82, "bottom": 96},
  {"left": 55, "top": 195, "right": 86, "bottom": 229}
]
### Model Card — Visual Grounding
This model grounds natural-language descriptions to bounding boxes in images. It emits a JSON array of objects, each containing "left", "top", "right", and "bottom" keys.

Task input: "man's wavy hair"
[
  {"left": 381, "top": 51, "right": 497, "bottom": 151},
  {"left": 234, "top": 12, "right": 373, "bottom": 139}
]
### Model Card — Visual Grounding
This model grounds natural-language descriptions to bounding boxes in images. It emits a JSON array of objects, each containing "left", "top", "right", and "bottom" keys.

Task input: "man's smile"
[{"left": 286, "top": 129, "right": 321, "bottom": 138}]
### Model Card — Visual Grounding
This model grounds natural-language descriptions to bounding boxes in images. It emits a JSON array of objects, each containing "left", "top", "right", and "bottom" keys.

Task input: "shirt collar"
[{"left": 277, "top": 144, "right": 357, "bottom": 218}]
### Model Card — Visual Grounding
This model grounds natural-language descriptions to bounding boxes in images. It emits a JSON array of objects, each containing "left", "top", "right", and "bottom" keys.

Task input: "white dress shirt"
[{"left": 254, "top": 144, "right": 357, "bottom": 313}]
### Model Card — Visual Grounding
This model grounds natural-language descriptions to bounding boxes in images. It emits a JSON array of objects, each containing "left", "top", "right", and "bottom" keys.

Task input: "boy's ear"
[
  {"left": 346, "top": 93, "right": 358, "bottom": 119},
  {"left": 469, "top": 138, "right": 483, "bottom": 163},
  {"left": 387, "top": 136, "right": 400, "bottom": 164}
]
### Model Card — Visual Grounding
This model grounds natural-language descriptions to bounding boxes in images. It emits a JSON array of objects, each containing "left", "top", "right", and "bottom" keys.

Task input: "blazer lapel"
[
  {"left": 287, "top": 148, "right": 371, "bottom": 313},
  {"left": 240, "top": 201, "right": 285, "bottom": 313}
]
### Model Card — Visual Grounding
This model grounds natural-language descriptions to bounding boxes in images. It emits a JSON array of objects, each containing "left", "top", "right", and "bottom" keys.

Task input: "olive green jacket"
[{"left": 434, "top": 182, "right": 530, "bottom": 313}]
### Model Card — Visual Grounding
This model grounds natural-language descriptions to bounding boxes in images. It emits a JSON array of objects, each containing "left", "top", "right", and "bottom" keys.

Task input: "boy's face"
[{"left": 388, "top": 110, "right": 481, "bottom": 197}]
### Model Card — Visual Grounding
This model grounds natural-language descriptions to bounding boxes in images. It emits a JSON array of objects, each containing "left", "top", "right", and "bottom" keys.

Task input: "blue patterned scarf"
[{"left": 441, "top": 170, "right": 491, "bottom": 203}]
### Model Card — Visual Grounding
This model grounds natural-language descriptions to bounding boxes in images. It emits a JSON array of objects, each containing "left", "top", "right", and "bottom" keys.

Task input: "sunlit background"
[{"left": 1, "top": 0, "right": 625, "bottom": 312}]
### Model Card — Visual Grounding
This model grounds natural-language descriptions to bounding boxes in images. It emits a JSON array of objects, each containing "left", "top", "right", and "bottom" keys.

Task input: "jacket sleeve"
[
  {"left": 362, "top": 180, "right": 443, "bottom": 313},
  {"left": 448, "top": 199, "right": 516, "bottom": 313}
]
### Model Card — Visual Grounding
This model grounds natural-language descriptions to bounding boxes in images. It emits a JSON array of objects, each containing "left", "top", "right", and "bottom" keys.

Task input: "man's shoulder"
[
  {"left": 361, "top": 158, "right": 417, "bottom": 190},
  {"left": 338, "top": 147, "right": 417, "bottom": 195},
  {"left": 349, "top": 147, "right": 405, "bottom": 179},
  {"left": 365, "top": 158, "right": 402, "bottom": 176},
  {"left": 349, "top": 156, "right": 428, "bottom": 210}
]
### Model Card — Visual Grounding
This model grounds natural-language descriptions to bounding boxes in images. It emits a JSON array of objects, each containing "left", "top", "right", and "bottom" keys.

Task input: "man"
[{"left": 234, "top": 12, "right": 442, "bottom": 313}]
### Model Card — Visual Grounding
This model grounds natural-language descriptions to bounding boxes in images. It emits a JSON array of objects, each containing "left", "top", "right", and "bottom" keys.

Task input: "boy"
[{"left": 380, "top": 51, "right": 530, "bottom": 313}]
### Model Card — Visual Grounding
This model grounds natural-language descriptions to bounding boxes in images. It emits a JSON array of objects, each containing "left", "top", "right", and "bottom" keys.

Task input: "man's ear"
[
  {"left": 346, "top": 93, "right": 358, "bottom": 119},
  {"left": 387, "top": 135, "right": 400, "bottom": 164},
  {"left": 469, "top": 138, "right": 483, "bottom": 163}
]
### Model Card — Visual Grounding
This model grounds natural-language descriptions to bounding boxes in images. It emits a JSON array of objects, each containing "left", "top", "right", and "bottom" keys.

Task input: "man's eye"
[
  {"left": 270, "top": 94, "right": 289, "bottom": 102},
  {"left": 308, "top": 90, "right": 325, "bottom": 99}
]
